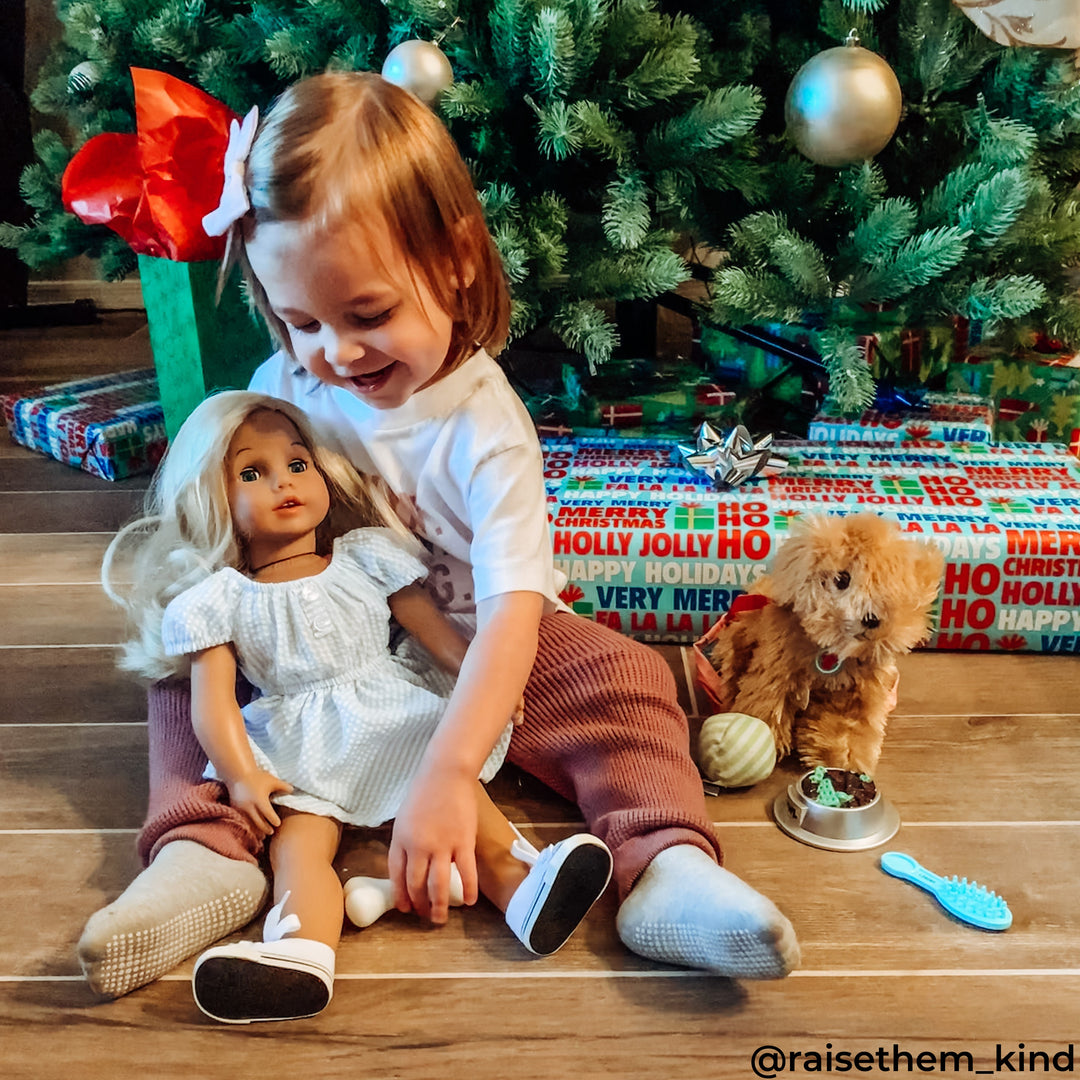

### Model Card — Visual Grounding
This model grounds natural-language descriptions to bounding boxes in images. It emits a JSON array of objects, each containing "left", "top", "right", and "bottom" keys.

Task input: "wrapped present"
[
  {"left": 139, "top": 255, "right": 272, "bottom": 438},
  {"left": 517, "top": 354, "right": 741, "bottom": 437},
  {"left": 922, "top": 390, "right": 995, "bottom": 427},
  {"left": 2, "top": 369, "right": 167, "bottom": 481},
  {"left": 949, "top": 350, "right": 1080, "bottom": 448},
  {"left": 544, "top": 434, "right": 1080, "bottom": 653},
  {"left": 698, "top": 325, "right": 817, "bottom": 421},
  {"left": 807, "top": 406, "right": 994, "bottom": 445},
  {"left": 695, "top": 383, "right": 736, "bottom": 408},
  {"left": 760, "top": 315, "right": 982, "bottom": 384}
]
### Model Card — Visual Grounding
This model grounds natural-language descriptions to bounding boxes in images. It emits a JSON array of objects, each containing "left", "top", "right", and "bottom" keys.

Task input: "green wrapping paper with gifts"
[{"left": 949, "top": 350, "right": 1080, "bottom": 452}]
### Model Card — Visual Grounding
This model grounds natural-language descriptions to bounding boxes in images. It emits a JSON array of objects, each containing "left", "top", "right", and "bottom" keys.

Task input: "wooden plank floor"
[{"left": 2, "top": 314, "right": 1079, "bottom": 1078}]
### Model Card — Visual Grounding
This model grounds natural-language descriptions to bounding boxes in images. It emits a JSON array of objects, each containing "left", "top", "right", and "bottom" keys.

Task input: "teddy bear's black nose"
[{"left": 862, "top": 614, "right": 880, "bottom": 630}]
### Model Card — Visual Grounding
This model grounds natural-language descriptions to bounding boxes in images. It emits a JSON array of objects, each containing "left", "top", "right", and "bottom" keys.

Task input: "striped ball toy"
[{"left": 697, "top": 712, "right": 777, "bottom": 788}]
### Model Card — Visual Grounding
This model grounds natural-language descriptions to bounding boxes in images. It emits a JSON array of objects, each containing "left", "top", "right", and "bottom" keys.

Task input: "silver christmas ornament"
[
  {"left": 67, "top": 60, "right": 102, "bottom": 99},
  {"left": 784, "top": 31, "right": 902, "bottom": 168},
  {"left": 381, "top": 40, "right": 454, "bottom": 105}
]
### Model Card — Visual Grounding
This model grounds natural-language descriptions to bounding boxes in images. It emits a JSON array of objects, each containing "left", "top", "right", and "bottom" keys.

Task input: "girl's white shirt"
[{"left": 249, "top": 347, "right": 566, "bottom": 636}]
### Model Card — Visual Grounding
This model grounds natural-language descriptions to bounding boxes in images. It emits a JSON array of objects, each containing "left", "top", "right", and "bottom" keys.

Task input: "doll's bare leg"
[
  {"left": 192, "top": 812, "right": 341, "bottom": 1024},
  {"left": 344, "top": 786, "right": 541, "bottom": 928},
  {"left": 343, "top": 784, "right": 611, "bottom": 955},
  {"left": 266, "top": 812, "right": 345, "bottom": 949},
  {"left": 473, "top": 782, "right": 529, "bottom": 910}
]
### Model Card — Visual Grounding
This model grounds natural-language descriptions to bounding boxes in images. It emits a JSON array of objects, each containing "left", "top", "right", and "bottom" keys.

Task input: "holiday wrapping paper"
[
  {"left": 544, "top": 435, "right": 1080, "bottom": 654},
  {"left": 807, "top": 404, "right": 994, "bottom": 445},
  {"left": 2, "top": 368, "right": 167, "bottom": 481},
  {"left": 948, "top": 350, "right": 1080, "bottom": 455}
]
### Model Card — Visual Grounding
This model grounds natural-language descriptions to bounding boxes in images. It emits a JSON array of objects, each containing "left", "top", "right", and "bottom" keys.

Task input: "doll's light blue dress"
[{"left": 161, "top": 527, "right": 511, "bottom": 826}]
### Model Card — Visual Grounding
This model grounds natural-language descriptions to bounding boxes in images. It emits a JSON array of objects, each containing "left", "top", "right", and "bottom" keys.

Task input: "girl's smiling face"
[{"left": 245, "top": 218, "right": 456, "bottom": 410}]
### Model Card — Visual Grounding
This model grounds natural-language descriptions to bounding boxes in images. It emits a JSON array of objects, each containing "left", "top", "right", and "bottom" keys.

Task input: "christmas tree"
[
  {"left": 683, "top": 0, "right": 1080, "bottom": 412},
  {"left": 3, "top": 0, "right": 1079, "bottom": 415},
  {"left": 1, "top": 0, "right": 764, "bottom": 372}
]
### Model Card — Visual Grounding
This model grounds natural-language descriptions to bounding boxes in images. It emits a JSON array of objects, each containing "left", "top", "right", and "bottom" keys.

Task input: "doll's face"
[{"left": 225, "top": 409, "right": 331, "bottom": 553}]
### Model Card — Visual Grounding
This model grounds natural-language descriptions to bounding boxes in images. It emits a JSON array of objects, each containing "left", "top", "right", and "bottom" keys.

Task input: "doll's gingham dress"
[{"left": 161, "top": 527, "right": 511, "bottom": 826}]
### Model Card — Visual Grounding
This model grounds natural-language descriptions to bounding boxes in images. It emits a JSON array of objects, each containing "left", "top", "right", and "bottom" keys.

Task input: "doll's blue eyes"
[
  {"left": 237, "top": 459, "right": 307, "bottom": 482},
  {"left": 834, "top": 571, "right": 851, "bottom": 590}
]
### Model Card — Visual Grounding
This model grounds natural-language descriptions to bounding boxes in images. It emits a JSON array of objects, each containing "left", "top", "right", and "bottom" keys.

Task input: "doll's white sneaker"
[
  {"left": 192, "top": 893, "right": 334, "bottom": 1024},
  {"left": 192, "top": 937, "right": 334, "bottom": 1023},
  {"left": 504, "top": 831, "right": 613, "bottom": 956}
]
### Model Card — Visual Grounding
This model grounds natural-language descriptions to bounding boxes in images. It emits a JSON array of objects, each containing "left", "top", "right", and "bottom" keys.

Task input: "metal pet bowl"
[{"left": 773, "top": 769, "right": 900, "bottom": 852}]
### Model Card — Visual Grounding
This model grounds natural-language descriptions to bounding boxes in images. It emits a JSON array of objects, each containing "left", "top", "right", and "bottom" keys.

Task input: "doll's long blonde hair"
[{"left": 102, "top": 390, "right": 407, "bottom": 681}]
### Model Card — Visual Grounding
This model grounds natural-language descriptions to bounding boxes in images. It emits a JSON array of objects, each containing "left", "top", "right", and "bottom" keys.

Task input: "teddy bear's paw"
[{"left": 616, "top": 845, "right": 800, "bottom": 979}]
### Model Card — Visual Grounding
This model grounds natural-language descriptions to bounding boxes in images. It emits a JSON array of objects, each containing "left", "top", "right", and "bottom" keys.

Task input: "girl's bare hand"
[{"left": 388, "top": 769, "right": 478, "bottom": 924}]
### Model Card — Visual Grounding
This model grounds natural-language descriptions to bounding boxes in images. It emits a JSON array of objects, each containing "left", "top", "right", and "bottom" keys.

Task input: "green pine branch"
[
  {"left": 842, "top": 197, "right": 917, "bottom": 267},
  {"left": 709, "top": 265, "right": 807, "bottom": 325},
  {"left": 955, "top": 168, "right": 1031, "bottom": 249},
  {"left": 572, "top": 100, "right": 634, "bottom": 165},
  {"left": 529, "top": 96, "right": 582, "bottom": 160},
  {"left": 816, "top": 327, "right": 877, "bottom": 415},
  {"left": 602, "top": 173, "right": 650, "bottom": 250},
  {"left": 551, "top": 299, "right": 619, "bottom": 372},
  {"left": 529, "top": 6, "right": 578, "bottom": 99},
  {"left": 960, "top": 275, "right": 1047, "bottom": 324},
  {"left": 850, "top": 225, "right": 970, "bottom": 302},
  {"left": 644, "top": 84, "right": 763, "bottom": 159}
]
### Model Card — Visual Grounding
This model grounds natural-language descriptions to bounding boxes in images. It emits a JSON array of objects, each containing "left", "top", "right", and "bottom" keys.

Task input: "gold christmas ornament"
[
  {"left": 381, "top": 40, "right": 454, "bottom": 105},
  {"left": 952, "top": 0, "right": 1080, "bottom": 48},
  {"left": 784, "top": 31, "right": 903, "bottom": 167}
]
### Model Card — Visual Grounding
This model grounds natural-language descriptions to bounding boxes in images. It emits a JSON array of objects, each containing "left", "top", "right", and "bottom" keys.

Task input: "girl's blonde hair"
[
  {"left": 228, "top": 70, "right": 511, "bottom": 373},
  {"left": 103, "top": 390, "right": 406, "bottom": 682}
]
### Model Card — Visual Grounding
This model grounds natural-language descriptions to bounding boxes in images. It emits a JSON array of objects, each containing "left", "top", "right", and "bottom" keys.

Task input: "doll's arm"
[
  {"left": 389, "top": 585, "right": 525, "bottom": 723},
  {"left": 389, "top": 584, "right": 470, "bottom": 675},
  {"left": 189, "top": 643, "right": 293, "bottom": 836},
  {"left": 389, "top": 590, "right": 543, "bottom": 923}
]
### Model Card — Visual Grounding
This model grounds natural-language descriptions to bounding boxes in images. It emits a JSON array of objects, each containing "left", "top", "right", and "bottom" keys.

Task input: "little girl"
[
  {"left": 104, "top": 389, "right": 612, "bottom": 1023},
  {"left": 79, "top": 70, "right": 798, "bottom": 1008}
]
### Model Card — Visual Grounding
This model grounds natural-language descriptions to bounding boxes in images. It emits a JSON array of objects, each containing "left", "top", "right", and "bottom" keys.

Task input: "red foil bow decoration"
[{"left": 62, "top": 67, "right": 239, "bottom": 262}]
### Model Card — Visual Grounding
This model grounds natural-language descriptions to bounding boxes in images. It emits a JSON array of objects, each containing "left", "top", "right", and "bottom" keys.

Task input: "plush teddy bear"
[{"left": 694, "top": 512, "right": 944, "bottom": 776}]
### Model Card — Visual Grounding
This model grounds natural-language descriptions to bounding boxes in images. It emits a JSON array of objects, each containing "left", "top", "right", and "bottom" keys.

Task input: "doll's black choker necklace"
[{"left": 251, "top": 550, "right": 318, "bottom": 574}]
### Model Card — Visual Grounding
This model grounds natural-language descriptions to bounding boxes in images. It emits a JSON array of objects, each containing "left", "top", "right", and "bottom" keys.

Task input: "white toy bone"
[{"left": 344, "top": 866, "right": 465, "bottom": 928}]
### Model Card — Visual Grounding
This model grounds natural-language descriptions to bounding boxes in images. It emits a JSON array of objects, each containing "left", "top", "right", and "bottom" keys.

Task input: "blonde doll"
[{"left": 104, "top": 389, "right": 611, "bottom": 1023}]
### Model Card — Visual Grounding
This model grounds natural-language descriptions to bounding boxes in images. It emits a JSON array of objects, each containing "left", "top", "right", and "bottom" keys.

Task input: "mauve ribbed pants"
[{"left": 138, "top": 612, "right": 721, "bottom": 898}]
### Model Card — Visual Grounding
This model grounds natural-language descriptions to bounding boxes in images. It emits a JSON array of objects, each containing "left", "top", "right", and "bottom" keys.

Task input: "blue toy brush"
[{"left": 880, "top": 851, "right": 1012, "bottom": 931}]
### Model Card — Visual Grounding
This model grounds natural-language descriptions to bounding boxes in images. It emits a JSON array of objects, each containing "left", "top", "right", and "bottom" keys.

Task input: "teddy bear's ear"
[{"left": 769, "top": 513, "right": 836, "bottom": 600}]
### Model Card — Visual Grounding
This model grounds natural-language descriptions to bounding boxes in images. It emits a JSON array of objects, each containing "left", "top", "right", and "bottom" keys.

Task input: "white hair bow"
[{"left": 202, "top": 105, "right": 259, "bottom": 237}]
